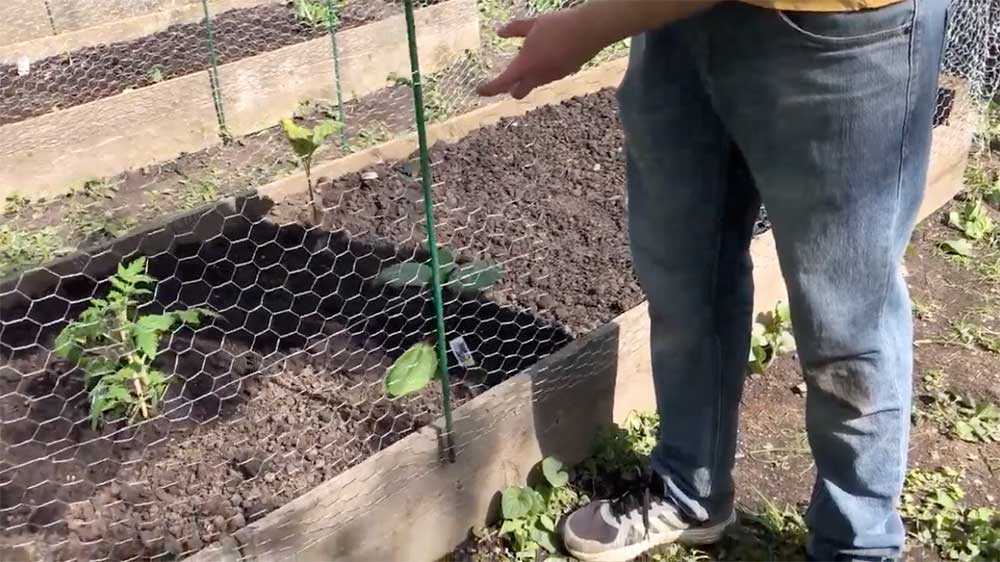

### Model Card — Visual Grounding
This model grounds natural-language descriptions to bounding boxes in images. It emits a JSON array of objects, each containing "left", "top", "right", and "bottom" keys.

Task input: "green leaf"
[
  {"left": 447, "top": 260, "right": 503, "bottom": 294},
  {"left": 120, "top": 257, "right": 146, "bottom": 279},
  {"left": 501, "top": 487, "right": 535, "bottom": 520},
  {"left": 137, "top": 314, "right": 177, "bottom": 333},
  {"left": 498, "top": 519, "right": 522, "bottom": 536},
  {"left": 133, "top": 326, "right": 162, "bottom": 358},
  {"left": 948, "top": 210, "right": 964, "bottom": 231},
  {"left": 436, "top": 247, "right": 457, "bottom": 277},
  {"left": 939, "top": 239, "right": 975, "bottom": 257},
  {"left": 377, "top": 262, "right": 434, "bottom": 289},
  {"left": 541, "top": 457, "right": 569, "bottom": 488},
  {"left": 538, "top": 514, "right": 556, "bottom": 532},
  {"left": 175, "top": 309, "right": 204, "bottom": 325},
  {"left": 281, "top": 118, "right": 318, "bottom": 160},
  {"left": 775, "top": 331, "right": 797, "bottom": 354},
  {"left": 776, "top": 302, "right": 791, "bottom": 323},
  {"left": 530, "top": 527, "right": 558, "bottom": 553},
  {"left": 384, "top": 342, "right": 437, "bottom": 397},
  {"left": 54, "top": 328, "right": 82, "bottom": 363},
  {"left": 312, "top": 119, "right": 341, "bottom": 146}
]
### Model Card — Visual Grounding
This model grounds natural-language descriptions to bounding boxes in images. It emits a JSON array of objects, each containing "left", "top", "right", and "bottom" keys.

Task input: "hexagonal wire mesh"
[{"left": 0, "top": 0, "right": 998, "bottom": 560}]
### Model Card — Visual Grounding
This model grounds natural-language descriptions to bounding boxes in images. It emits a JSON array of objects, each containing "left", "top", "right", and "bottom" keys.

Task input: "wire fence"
[{"left": 0, "top": 0, "right": 998, "bottom": 560}]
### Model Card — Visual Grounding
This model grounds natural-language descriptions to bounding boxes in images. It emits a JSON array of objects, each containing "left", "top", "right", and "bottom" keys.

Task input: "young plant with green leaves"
[
  {"left": 54, "top": 258, "right": 212, "bottom": 428},
  {"left": 902, "top": 467, "right": 1000, "bottom": 561},
  {"left": 0, "top": 225, "right": 63, "bottom": 277},
  {"left": 379, "top": 248, "right": 502, "bottom": 397},
  {"left": 281, "top": 117, "right": 341, "bottom": 224},
  {"left": 388, "top": 72, "right": 456, "bottom": 123},
  {"left": 292, "top": 0, "right": 342, "bottom": 27},
  {"left": 949, "top": 198, "right": 995, "bottom": 241},
  {"left": 498, "top": 457, "right": 579, "bottom": 561},
  {"left": 749, "top": 301, "right": 796, "bottom": 374}
]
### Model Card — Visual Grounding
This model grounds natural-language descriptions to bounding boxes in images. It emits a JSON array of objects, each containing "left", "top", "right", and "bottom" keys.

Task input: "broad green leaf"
[
  {"left": 538, "top": 514, "right": 556, "bottom": 532},
  {"left": 541, "top": 457, "right": 569, "bottom": 488},
  {"left": 377, "top": 262, "right": 433, "bottom": 289},
  {"left": 447, "top": 260, "right": 503, "bottom": 294},
  {"left": 384, "top": 342, "right": 437, "bottom": 397},
  {"left": 775, "top": 331, "right": 797, "bottom": 354},
  {"left": 775, "top": 301, "right": 791, "bottom": 325},
  {"left": 120, "top": 257, "right": 146, "bottom": 279},
  {"left": 498, "top": 519, "right": 521, "bottom": 536},
  {"left": 948, "top": 210, "right": 964, "bottom": 231},
  {"left": 137, "top": 314, "right": 176, "bottom": 333},
  {"left": 437, "top": 247, "right": 457, "bottom": 277},
  {"left": 530, "top": 528, "right": 558, "bottom": 553},
  {"left": 501, "top": 487, "right": 534, "bottom": 520},
  {"left": 527, "top": 487, "right": 545, "bottom": 514},
  {"left": 954, "top": 420, "right": 977, "bottom": 442},
  {"left": 939, "top": 239, "right": 975, "bottom": 257},
  {"left": 312, "top": 119, "right": 341, "bottom": 146},
  {"left": 281, "top": 118, "right": 317, "bottom": 159}
]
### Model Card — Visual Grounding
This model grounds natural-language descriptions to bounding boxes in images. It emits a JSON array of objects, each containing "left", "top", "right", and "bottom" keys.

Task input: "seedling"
[
  {"left": 749, "top": 302, "right": 796, "bottom": 374},
  {"left": 180, "top": 178, "right": 219, "bottom": 209},
  {"left": 388, "top": 72, "right": 455, "bottom": 123},
  {"left": 938, "top": 238, "right": 976, "bottom": 258},
  {"left": 917, "top": 369, "right": 1000, "bottom": 444},
  {"left": 292, "top": 0, "right": 342, "bottom": 27},
  {"left": 148, "top": 64, "right": 165, "bottom": 83},
  {"left": 902, "top": 467, "right": 1000, "bottom": 561},
  {"left": 498, "top": 457, "right": 579, "bottom": 560},
  {"left": 380, "top": 248, "right": 502, "bottom": 397},
  {"left": 948, "top": 198, "right": 995, "bottom": 241},
  {"left": 281, "top": 117, "right": 341, "bottom": 224},
  {"left": 54, "top": 257, "right": 213, "bottom": 428},
  {"left": 0, "top": 225, "right": 63, "bottom": 277},
  {"left": 3, "top": 193, "right": 31, "bottom": 216},
  {"left": 350, "top": 122, "right": 391, "bottom": 152}
]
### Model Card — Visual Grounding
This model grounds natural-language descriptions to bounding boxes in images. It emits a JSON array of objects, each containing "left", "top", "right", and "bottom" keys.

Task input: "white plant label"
[
  {"left": 16, "top": 56, "right": 30, "bottom": 77},
  {"left": 449, "top": 336, "right": 476, "bottom": 368}
]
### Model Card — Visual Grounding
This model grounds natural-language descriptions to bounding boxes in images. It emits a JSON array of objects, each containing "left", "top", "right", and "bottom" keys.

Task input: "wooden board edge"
[{"left": 0, "top": 0, "right": 282, "bottom": 64}]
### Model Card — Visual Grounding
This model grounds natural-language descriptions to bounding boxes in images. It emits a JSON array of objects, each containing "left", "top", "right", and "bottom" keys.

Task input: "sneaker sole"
[{"left": 565, "top": 510, "right": 736, "bottom": 562}]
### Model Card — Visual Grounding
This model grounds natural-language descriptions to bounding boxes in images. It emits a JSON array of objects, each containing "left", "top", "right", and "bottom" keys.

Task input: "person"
[{"left": 477, "top": 1, "right": 949, "bottom": 561}]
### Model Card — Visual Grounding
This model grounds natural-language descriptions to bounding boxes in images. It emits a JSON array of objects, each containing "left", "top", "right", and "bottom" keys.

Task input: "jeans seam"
[{"left": 877, "top": 0, "right": 920, "bottom": 528}]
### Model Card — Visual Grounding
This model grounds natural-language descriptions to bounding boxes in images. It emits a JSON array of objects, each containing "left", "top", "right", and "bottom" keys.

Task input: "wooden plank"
[
  {"left": 0, "top": 0, "right": 478, "bottom": 200},
  {"left": 0, "top": 0, "right": 52, "bottom": 46},
  {"left": 0, "top": 70, "right": 219, "bottom": 201},
  {"left": 47, "top": 0, "right": 189, "bottom": 33},
  {"left": 218, "top": 0, "right": 480, "bottom": 137},
  {"left": 0, "top": 0, "right": 281, "bottom": 65}
]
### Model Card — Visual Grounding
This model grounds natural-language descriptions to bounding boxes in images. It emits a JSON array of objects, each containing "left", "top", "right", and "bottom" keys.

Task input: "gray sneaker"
[{"left": 561, "top": 475, "right": 735, "bottom": 562}]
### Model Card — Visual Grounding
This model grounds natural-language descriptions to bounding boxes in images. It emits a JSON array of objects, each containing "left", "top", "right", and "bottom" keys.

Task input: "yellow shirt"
[{"left": 741, "top": 0, "right": 904, "bottom": 11}]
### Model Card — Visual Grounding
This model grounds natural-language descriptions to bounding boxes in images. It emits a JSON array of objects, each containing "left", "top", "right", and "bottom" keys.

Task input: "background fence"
[{"left": 1, "top": 0, "right": 998, "bottom": 561}]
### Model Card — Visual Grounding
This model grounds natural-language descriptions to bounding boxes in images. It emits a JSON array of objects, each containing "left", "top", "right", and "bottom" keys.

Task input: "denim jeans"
[{"left": 618, "top": 0, "right": 948, "bottom": 559}]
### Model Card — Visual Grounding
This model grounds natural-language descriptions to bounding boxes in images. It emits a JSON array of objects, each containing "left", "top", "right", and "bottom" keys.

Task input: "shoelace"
[{"left": 607, "top": 466, "right": 656, "bottom": 539}]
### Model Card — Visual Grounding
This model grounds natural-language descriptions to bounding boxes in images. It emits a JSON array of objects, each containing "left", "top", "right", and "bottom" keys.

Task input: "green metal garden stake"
[
  {"left": 402, "top": 0, "right": 456, "bottom": 463},
  {"left": 324, "top": 0, "right": 350, "bottom": 152},
  {"left": 201, "top": 0, "right": 231, "bottom": 142}
]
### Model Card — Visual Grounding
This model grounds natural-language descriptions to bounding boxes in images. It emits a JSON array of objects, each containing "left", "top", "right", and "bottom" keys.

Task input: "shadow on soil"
[{"left": 0, "top": 194, "right": 572, "bottom": 547}]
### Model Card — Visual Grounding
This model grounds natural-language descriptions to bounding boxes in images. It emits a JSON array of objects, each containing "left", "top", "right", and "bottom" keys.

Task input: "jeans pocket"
[{"left": 776, "top": 0, "right": 915, "bottom": 47}]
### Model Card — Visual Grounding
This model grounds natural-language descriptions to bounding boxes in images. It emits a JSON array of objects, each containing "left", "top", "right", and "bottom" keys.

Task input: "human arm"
[{"left": 477, "top": 1, "right": 719, "bottom": 99}]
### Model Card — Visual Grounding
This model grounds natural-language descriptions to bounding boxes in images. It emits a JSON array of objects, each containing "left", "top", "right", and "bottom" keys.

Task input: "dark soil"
[
  {"left": 0, "top": 0, "right": 404, "bottom": 125},
  {"left": 0, "top": 89, "right": 647, "bottom": 562}
]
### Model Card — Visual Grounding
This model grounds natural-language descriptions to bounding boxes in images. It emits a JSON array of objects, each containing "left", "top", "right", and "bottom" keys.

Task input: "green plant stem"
[
  {"left": 304, "top": 160, "right": 321, "bottom": 224},
  {"left": 201, "top": 0, "right": 231, "bottom": 141},
  {"left": 324, "top": 0, "right": 349, "bottom": 152},
  {"left": 402, "top": 0, "right": 455, "bottom": 463}
]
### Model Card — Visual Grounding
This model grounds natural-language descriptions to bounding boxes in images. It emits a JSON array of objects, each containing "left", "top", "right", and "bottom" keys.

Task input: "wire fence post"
[
  {"left": 201, "top": 0, "right": 231, "bottom": 142},
  {"left": 402, "top": 0, "right": 456, "bottom": 463},
  {"left": 325, "top": 0, "right": 350, "bottom": 152}
]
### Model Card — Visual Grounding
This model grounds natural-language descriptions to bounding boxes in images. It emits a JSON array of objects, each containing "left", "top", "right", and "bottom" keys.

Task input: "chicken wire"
[{"left": 0, "top": 0, "right": 998, "bottom": 560}]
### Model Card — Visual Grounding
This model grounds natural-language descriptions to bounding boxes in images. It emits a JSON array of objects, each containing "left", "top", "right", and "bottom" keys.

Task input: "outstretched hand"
[{"left": 476, "top": 10, "right": 607, "bottom": 100}]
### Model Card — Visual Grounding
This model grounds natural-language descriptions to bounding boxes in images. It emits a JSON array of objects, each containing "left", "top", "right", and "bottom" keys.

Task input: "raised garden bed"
[{"left": 0, "top": 0, "right": 479, "bottom": 200}]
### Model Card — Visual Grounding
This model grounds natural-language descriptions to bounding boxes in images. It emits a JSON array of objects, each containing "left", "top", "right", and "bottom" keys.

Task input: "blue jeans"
[{"left": 619, "top": 0, "right": 948, "bottom": 560}]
